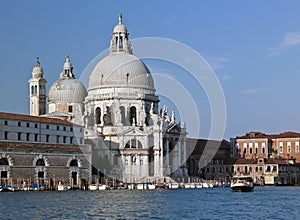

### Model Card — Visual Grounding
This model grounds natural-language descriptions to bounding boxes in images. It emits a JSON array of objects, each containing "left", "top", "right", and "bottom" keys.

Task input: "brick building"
[
  {"left": 231, "top": 131, "right": 300, "bottom": 185},
  {"left": 232, "top": 131, "right": 300, "bottom": 162}
]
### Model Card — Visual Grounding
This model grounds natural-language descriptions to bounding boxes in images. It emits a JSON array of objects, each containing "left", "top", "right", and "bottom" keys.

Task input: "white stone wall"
[{"left": 0, "top": 118, "right": 84, "bottom": 145}]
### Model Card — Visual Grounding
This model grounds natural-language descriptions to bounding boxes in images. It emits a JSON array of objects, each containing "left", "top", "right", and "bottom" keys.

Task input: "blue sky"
[{"left": 1, "top": 1, "right": 300, "bottom": 140}]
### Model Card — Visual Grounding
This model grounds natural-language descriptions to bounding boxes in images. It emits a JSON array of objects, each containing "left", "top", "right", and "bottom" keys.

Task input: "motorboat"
[
  {"left": 98, "top": 184, "right": 107, "bottom": 190},
  {"left": 231, "top": 176, "right": 254, "bottom": 192},
  {"left": 57, "top": 182, "right": 70, "bottom": 191},
  {"left": 147, "top": 183, "right": 156, "bottom": 190},
  {"left": 195, "top": 183, "right": 203, "bottom": 188},
  {"left": 168, "top": 183, "right": 179, "bottom": 189},
  {"left": 88, "top": 184, "right": 98, "bottom": 191}
]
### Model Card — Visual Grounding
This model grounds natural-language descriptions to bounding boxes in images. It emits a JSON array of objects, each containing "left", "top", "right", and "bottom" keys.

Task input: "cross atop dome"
[
  {"left": 36, "top": 57, "right": 40, "bottom": 67},
  {"left": 118, "top": 13, "right": 122, "bottom": 24},
  {"left": 110, "top": 14, "right": 132, "bottom": 54}
]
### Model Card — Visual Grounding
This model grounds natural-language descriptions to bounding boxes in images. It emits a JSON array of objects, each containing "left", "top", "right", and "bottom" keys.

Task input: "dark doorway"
[
  {"left": 1, "top": 171, "right": 7, "bottom": 178},
  {"left": 38, "top": 171, "right": 44, "bottom": 184},
  {"left": 72, "top": 172, "right": 78, "bottom": 185}
]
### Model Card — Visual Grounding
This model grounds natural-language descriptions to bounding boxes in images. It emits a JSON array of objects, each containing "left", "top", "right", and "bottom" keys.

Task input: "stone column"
[
  {"left": 154, "top": 150, "right": 160, "bottom": 177},
  {"left": 121, "top": 154, "right": 126, "bottom": 182},
  {"left": 177, "top": 140, "right": 183, "bottom": 177},
  {"left": 165, "top": 138, "right": 170, "bottom": 175},
  {"left": 183, "top": 138, "right": 188, "bottom": 177},
  {"left": 172, "top": 149, "right": 179, "bottom": 177},
  {"left": 143, "top": 154, "right": 149, "bottom": 177}
]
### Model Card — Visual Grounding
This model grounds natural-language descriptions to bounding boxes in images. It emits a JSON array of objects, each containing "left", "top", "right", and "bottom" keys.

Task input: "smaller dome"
[
  {"left": 32, "top": 57, "right": 44, "bottom": 78},
  {"left": 48, "top": 55, "right": 87, "bottom": 104},
  {"left": 113, "top": 24, "right": 127, "bottom": 34},
  {"left": 63, "top": 55, "right": 73, "bottom": 69},
  {"left": 48, "top": 78, "right": 87, "bottom": 104},
  {"left": 113, "top": 13, "right": 127, "bottom": 34}
]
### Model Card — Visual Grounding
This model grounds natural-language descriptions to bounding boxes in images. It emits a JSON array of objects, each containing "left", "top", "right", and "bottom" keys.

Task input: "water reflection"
[{"left": 0, "top": 187, "right": 300, "bottom": 219}]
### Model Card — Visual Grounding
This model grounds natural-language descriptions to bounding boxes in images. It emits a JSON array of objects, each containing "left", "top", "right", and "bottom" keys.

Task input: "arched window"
[
  {"left": 126, "top": 73, "right": 129, "bottom": 84},
  {"left": 31, "top": 86, "right": 35, "bottom": 95},
  {"left": 0, "top": 158, "right": 9, "bottom": 166},
  {"left": 70, "top": 159, "right": 78, "bottom": 167},
  {"left": 125, "top": 139, "right": 143, "bottom": 149},
  {"left": 130, "top": 106, "right": 137, "bottom": 125},
  {"left": 34, "top": 85, "right": 38, "bottom": 95},
  {"left": 106, "top": 106, "right": 110, "bottom": 113},
  {"left": 36, "top": 159, "right": 45, "bottom": 166},
  {"left": 95, "top": 107, "right": 101, "bottom": 124}
]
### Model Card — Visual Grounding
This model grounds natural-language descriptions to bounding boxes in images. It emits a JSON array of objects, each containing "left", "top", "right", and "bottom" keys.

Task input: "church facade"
[
  {"left": 83, "top": 15, "right": 188, "bottom": 183},
  {"left": 0, "top": 15, "right": 188, "bottom": 185}
]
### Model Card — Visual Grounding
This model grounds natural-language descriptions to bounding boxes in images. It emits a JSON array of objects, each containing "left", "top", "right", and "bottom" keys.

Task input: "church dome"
[
  {"left": 88, "top": 53, "right": 155, "bottom": 91},
  {"left": 49, "top": 78, "right": 87, "bottom": 103},
  {"left": 48, "top": 55, "right": 87, "bottom": 104},
  {"left": 88, "top": 14, "right": 155, "bottom": 92}
]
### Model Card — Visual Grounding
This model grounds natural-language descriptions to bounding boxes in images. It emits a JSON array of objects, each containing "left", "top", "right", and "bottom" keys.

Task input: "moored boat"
[
  {"left": 195, "top": 183, "right": 203, "bottom": 188},
  {"left": 231, "top": 176, "right": 254, "bottom": 192},
  {"left": 168, "top": 183, "right": 179, "bottom": 189},
  {"left": 88, "top": 184, "right": 98, "bottom": 191},
  {"left": 147, "top": 183, "right": 156, "bottom": 190},
  {"left": 98, "top": 184, "right": 107, "bottom": 190}
]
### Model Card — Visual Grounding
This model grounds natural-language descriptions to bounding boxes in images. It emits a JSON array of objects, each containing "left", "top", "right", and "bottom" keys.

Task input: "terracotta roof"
[
  {"left": 237, "top": 131, "right": 300, "bottom": 139},
  {"left": 0, "top": 141, "right": 90, "bottom": 154},
  {"left": 0, "top": 112, "right": 77, "bottom": 126},
  {"left": 187, "top": 138, "right": 230, "bottom": 156},
  {"left": 265, "top": 158, "right": 287, "bottom": 165},
  {"left": 234, "top": 158, "right": 257, "bottom": 164}
]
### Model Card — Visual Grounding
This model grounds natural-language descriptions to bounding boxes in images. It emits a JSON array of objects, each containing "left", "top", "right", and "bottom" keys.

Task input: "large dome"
[
  {"left": 49, "top": 78, "right": 87, "bottom": 103},
  {"left": 88, "top": 53, "right": 155, "bottom": 91}
]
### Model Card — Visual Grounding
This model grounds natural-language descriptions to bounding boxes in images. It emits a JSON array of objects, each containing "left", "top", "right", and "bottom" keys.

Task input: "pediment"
[{"left": 120, "top": 127, "right": 145, "bottom": 136}]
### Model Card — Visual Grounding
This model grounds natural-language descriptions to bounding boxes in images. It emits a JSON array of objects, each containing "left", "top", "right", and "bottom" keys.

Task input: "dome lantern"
[
  {"left": 88, "top": 14, "right": 155, "bottom": 93},
  {"left": 110, "top": 13, "right": 132, "bottom": 54},
  {"left": 60, "top": 54, "right": 75, "bottom": 79},
  {"left": 32, "top": 57, "right": 44, "bottom": 78}
]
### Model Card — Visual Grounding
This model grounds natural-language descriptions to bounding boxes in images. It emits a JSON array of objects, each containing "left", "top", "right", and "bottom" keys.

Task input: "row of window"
[
  {"left": 243, "top": 147, "right": 266, "bottom": 154},
  {"left": 125, "top": 159, "right": 144, "bottom": 165},
  {"left": 3, "top": 120, "right": 77, "bottom": 132},
  {"left": 206, "top": 166, "right": 233, "bottom": 173},
  {"left": 31, "top": 85, "right": 46, "bottom": 96},
  {"left": 234, "top": 165, "right": 291, "bottom": 173},
  {"left": 0, "top": 157, "right": 79, "bottom": 167},
  {"left": 279, "top": 143, "right": 299, "bottom": 154},
  {"left": 3, "top": 131, "right": 82, "bottom": 144},
  {"left": 241, "top": 142, "right": 300, "bottom": 155}
]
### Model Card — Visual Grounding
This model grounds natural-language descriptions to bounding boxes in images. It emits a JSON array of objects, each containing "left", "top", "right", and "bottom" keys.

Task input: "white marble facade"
[{"left": 31, "top": 14, "right": 188, "bottom": 183}]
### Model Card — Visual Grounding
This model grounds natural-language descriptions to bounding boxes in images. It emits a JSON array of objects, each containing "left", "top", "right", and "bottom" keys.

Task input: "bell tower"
[{"left": 28, "top": 57, "right": 47, "bottom": 116}]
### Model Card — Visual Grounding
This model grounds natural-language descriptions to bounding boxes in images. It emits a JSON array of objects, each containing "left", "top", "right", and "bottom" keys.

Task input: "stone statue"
[
  {"left": 171, "top": 110, "right": 175, "bottom": 124},
  {"left": 150, "top": 102, "right": 154, "bottom": 114}
]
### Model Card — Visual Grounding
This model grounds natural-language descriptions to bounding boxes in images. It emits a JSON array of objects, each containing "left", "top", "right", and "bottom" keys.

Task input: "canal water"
[{"left": 0, "top": 187, "right": 299, "bottom": 219}]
